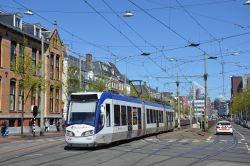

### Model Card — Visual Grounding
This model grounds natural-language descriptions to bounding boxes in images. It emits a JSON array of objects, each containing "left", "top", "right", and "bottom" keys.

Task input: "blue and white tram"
[{"left": 65, "top": 91, "right": 175, "bottom": 147}]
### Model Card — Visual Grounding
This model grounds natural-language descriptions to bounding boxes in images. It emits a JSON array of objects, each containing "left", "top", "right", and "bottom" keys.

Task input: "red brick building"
[{"left": 0, "top": 12, "right": 64, "bottom": 129}]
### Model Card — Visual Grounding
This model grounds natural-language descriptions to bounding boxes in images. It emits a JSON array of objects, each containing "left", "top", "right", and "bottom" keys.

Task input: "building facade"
[{"left": 0, "top": 12, "right": 63, "bottom": 129}]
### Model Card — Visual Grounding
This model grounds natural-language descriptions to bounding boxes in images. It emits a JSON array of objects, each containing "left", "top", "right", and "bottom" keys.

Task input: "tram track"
[{"left": 0, "top": 140, "right": 65, "bottom": 165}]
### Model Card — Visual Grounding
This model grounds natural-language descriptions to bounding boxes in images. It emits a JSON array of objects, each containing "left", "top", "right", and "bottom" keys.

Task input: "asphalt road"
[{"left": 0, "top": 124, "right": 249, "bottom": 166}]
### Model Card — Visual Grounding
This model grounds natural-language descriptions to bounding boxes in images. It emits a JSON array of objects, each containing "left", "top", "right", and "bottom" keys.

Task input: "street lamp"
[
  {"left": 123, "top": 11, "right": 134, "bottom": 17},
  {"left": 244, "top": 0, "right": 250, "bottom": 5},
  {"left": 24, "top": 10, "right": 33, "bottom": 16},
  {"left": 168, "top": 58, "right": 181, "bottom": 129}
]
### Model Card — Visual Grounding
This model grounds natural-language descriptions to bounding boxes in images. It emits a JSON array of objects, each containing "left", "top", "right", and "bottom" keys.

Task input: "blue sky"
[{"left": 1, "top": 0, "right": 250, "bottom": 100}]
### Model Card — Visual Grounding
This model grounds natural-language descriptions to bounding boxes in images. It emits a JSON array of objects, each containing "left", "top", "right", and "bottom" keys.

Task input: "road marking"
[
  {"left": 179, "top": 139, "right": 190, "bottom": 143},
  {"left": 166, "top": 139, "right": 176, "bottom": 142},
  {"left": 25, "top": 153, "right": 43, "bottom": 157},
  {"left": 206, "top": 136, "right": 212, "bottom": 141},
  {"left": 192, "top": 139, "right": 200, "bottom": 143},
  {"left": 234, "top": 128, "right": 250, "bottom": 155}
]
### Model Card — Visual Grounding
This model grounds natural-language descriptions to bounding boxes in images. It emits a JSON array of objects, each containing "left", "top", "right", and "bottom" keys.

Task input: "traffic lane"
[{"left": 1, "top": 130, "right": 250, "bottom": 166}]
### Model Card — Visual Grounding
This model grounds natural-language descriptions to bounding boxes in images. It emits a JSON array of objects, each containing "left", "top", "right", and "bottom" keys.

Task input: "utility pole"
[
  {"left": 176, "top": 74, "right": 180, "bottom": 129},
  {"left": 40, "top": 34, "right": 45, "bottom": 136},
  {"left": 203, "top": 52, "right": 208, "bottom": 132},
  {"left": 79, "top": 53, "right": 82, "bottom": 89}
]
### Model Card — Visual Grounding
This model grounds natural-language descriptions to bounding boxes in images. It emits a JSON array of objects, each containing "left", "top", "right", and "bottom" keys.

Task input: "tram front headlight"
[
  {"left": 66, "top": 130, "right": 75, "bottom": 137},
  {"left": 81, "top": 130, "right": 94, "bottom": 137}
]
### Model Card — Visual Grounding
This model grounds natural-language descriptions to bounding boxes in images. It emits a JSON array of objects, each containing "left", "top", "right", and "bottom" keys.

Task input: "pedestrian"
[
  {"left": 56, "top": 120, "right": 60, "bottom": 132},
  {"left": 44, "top": 119, "right": 50, "bottom": 132},
  {"left": 1, "top": 121, "right": 9, "bottom": 137}
]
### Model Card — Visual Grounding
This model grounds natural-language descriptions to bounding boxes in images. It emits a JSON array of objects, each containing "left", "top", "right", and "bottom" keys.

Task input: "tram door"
[{"left": 127, "top": 106, "right": 132, "bottom": 138}]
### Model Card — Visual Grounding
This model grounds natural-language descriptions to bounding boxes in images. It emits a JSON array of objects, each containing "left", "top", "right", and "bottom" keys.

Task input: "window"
[
  {"left": 35, "top": 27, "right": 40, "bottom": 38},
  {"left": 138, "top": 108, "right": 142, "bottom": 129},
  {"left": 114, "top": 105, "right": 120, "bottom": 126},
  {"left": 38, "top": 51, "right": 42, "bottom": 76},
  {"left": 9, "top": 80, "right": 16, "bottom": 112},
  {"left": 121, "top": 105, "right": 127, "bottom": 126},
  {"left": 18, "top": 89, "right": 23, "bottom": 112},
  {"left": 146, "top": 109, "right": 150, "bottom": 124},
  {"left": 15, "top": 17, "right": 21, "bottom": 29},
  {"left": 106, "top": 104, "right": 110, "bottom": 127},
  {"left": 32, "top": 48, "right": 36, "bottom": 75},
  {"left": 132, "top": 107, "right": 137, "bottom": 125},
  {"left": 150, "top": 109, "right": 153, "bottom": 124},
  {"left": 56, "top": 55, "right": 59, "bottom": 80},
  {"left": 19, "top": 45, "right": 25, "bottom": 73},
  {"left": 31, "top": 89, "right": 36, "bottom": 106},
  {"left": 127, "top": 106, "right": 132, "bottom": 126},
  {"left": 50, "top": 86, "right": 54, "bottom": 112},
  {"left": 10, "top": 41, "right": 17, "bottom": 70},
  {"left": 38, "top": 86, "right": 41, "bottom": 109},
  {"left": 9, "top": 120, "right": 15, "bottom": 127},
  {"left": 50, "top": 53, "right": 54, "bottom": 79},
  {"left": 55, "top": 89, "right": 59, "bottom": 113}
]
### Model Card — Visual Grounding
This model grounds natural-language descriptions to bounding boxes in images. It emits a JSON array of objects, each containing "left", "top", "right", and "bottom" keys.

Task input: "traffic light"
[{"left": 33, "top": 105, "right": 38, "bottom": 117}]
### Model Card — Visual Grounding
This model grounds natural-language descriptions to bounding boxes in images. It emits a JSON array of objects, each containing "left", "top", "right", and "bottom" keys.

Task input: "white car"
[{"left": 216, "top": 121, "right": 233, "bottom": 135}]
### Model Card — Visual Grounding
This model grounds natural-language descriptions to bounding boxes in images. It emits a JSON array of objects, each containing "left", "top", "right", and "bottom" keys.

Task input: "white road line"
[
  {"left": 166, "top": 139, "right": 177, "bottom": 142},
  {"left": 25, "top": 153, "right": 43, "bottom": 157},
  {"left": 206, "top": 136, "right": 212, "bottom": 141},
  {"left": 234, "top": 128, "right": 250, "bottom": 155},
  {"left": 192, "top": 139, "right": 200, "bottom": 143},
  {"left": 179, "top": 139, "right": 189, "bottom": 143}
]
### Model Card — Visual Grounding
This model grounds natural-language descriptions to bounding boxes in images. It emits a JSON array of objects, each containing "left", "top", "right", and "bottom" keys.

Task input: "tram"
[{"left": 65, "top": 91, "right": 175, "bottom": 147}]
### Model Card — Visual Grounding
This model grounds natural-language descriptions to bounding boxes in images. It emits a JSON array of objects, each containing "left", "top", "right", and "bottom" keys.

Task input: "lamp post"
[
  {"left": 40, "top": 34, "right": 45, "bottom": 136},
  {"left": 176, "top": 74, "right": 180, "bottom": 129},
  {"left": 203, "top": 52, "right": 208, "bottom": 132}
]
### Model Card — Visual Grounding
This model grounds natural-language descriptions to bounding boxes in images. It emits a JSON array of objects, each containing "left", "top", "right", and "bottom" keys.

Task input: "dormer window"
[
  {"left": 34, "top": 25, "right": 41, "bottom": 38},
  {"left": 14, "top": 15, "right": 22, "bottom": 29}
]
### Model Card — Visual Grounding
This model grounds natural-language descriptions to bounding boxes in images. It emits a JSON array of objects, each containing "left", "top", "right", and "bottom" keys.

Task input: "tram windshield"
[{"left": 68, "top": 101, "right": 97, "bottom": 126}]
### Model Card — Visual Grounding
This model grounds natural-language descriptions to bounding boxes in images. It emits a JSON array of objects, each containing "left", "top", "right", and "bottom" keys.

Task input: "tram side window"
[
  {"left": 159, "top": 111, "right": 162, "bottom": 123},
  {"left": 132, "top": 107, "right": 137, "bottom": 125},
  {"left": 153, "top": 110, "right": 157, "bottom": 123},
  {"left": 127, "top": 106, "right": 132, "bottom": 125},
  {"left": 114, "top": 104, "right": 121, "bottom": 126},
  {"left": 150, "top": 109, "right": 153, "bottom": 124},
  {"left": 138, "top": 108, "right": 141, "bottom": 124},
  {"left": 121, "top": 105, "right": 127, "bottom": 126},
  {"left": 146, "top": 109, "right": 150, "bottom": 124},
  {"left": 106, "top": 104, "right": 110, "bottom": 127}
]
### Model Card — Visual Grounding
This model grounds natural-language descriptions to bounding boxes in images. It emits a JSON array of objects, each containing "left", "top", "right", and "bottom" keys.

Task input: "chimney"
[{"left": 86, "top": 53, "right": 92, "bottom": 65}]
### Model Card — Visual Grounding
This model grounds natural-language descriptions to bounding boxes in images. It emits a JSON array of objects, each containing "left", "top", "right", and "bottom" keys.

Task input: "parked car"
[
  {"left": 216, "top": 120, "right": 233, "bottom": 135},
  {"left": 246, "top": 121, "right": 250, "bottom": 129}
]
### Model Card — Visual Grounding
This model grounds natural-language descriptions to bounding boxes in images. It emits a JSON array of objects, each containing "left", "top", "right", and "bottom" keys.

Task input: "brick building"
[{"left": 0, "top": 12, "right": 64, "bottom": 129}]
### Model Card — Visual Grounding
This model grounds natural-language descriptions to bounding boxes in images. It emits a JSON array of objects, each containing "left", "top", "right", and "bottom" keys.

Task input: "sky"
[{"left": 1, "top": 0, "right": 250, "bottom": 101}]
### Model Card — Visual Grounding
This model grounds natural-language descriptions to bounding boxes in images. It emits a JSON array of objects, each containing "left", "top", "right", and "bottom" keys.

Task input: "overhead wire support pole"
[
  {"left": 203, "top": 52, "right": 208, "bottom": 132},
  {"left": 176, "top": 74, "right": 180, "bottom": 129},
  {"left": 40, "top": 34, "right": 45, "bottom": 136}
]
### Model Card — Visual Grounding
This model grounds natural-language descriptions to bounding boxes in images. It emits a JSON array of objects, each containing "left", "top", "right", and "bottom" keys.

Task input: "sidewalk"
[{"left": 0, "top": 131, "right": 65, "bottom": 144}]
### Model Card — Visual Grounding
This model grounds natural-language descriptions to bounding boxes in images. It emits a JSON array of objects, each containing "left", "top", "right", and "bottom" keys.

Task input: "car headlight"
[
  {"left": 81, "top": 130, "right": 94, "bottom": 137},
  {"left": 66, "top": 130, "right": 75, "bottom": 137}
]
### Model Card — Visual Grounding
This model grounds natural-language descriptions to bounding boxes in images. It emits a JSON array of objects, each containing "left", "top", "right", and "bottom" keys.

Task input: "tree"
[
  {"left": 64, "top": 66, "right": 82, "bottom": 97},
  {"left": 12, "top": 48, "right": 45, "bottom": 136},
  {"left": 230, "top": 86, "right": 250, "bottom": 119},
  {"left": 87, "top": 77, "right": 108, "bottom": 91}
]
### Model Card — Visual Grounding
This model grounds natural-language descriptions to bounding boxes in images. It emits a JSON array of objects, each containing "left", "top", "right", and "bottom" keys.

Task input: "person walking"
[
  {"left": 56, "top": 120, "right": 60, "bottom": 132},
  {"left": 1, "top": 121, "right": 9, "bottom": 137},
  {"left": 44, "top": 119, "right": 50, "bottom": 132}
]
